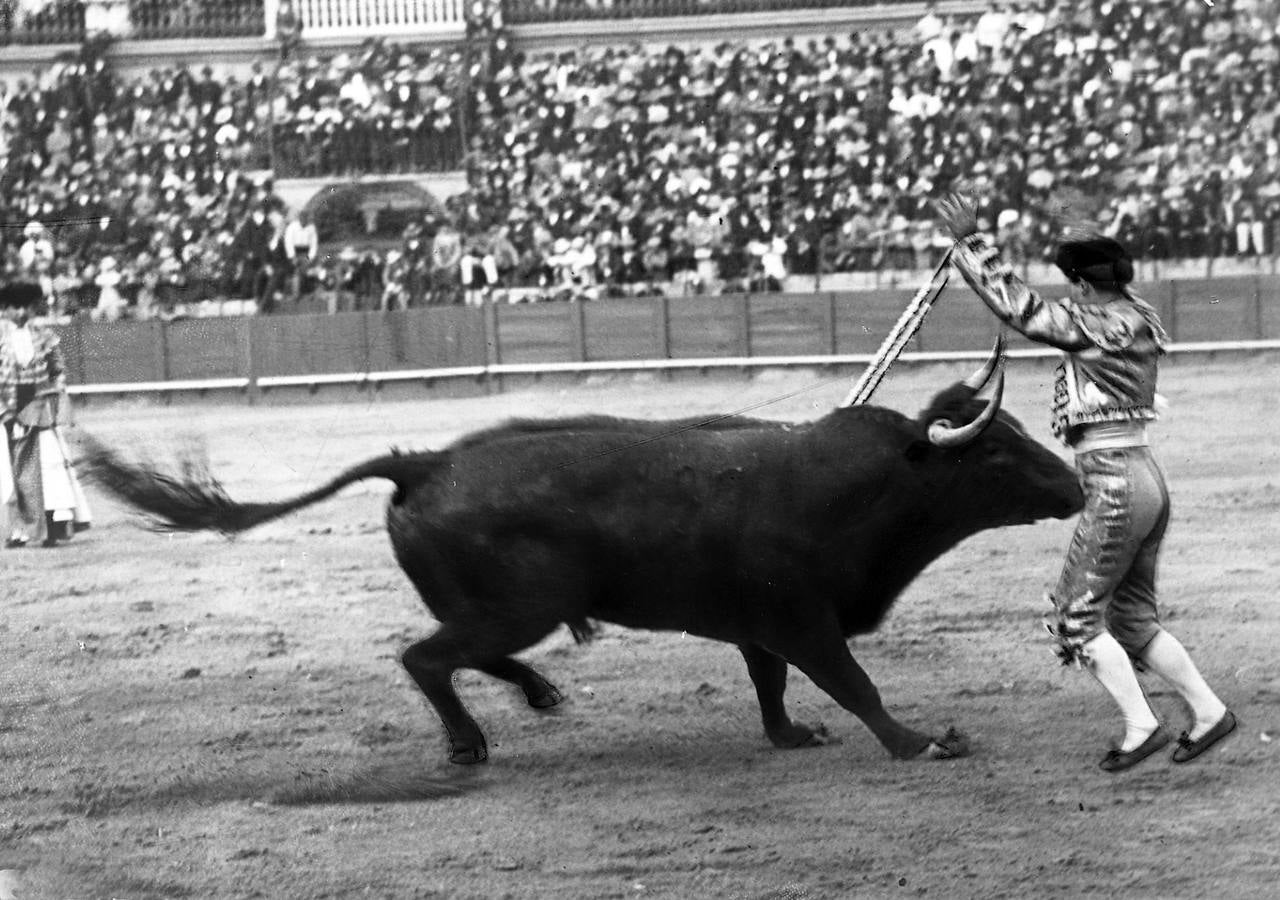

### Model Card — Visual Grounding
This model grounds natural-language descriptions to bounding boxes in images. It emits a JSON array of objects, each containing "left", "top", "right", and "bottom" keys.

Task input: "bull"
[{"left": 82, "top": 344, "right": 1083, "bottom": 765}]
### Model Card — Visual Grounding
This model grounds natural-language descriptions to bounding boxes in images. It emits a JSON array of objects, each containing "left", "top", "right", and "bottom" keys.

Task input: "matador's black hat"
[
  {"left": 1053, "top": 236, "right": 1134, "bottom": 287},
  {"left": 0, "top": 282, "right": 45, "bottom": 309}
]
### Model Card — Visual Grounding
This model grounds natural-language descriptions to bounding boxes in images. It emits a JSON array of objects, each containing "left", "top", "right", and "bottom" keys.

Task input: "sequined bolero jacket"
[{"left": 950, "top": 233, "right": 1167, "bottom": 446}]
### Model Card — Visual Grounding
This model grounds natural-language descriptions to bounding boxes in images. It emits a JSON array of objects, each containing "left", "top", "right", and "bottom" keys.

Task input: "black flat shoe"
[
  {"left": 1172, "top": 710, "right": 1237, "bottom": 763},
  {"left": 1099, "top": 726, "right": 1172, "bottom": 773},
  {"left": 5, "top": 536, "right": 29, "bottom": 549}
]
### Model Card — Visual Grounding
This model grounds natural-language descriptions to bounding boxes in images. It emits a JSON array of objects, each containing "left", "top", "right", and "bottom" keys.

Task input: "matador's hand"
[{"left": 936, "top": 193, "right": 980, "bottom": 241}]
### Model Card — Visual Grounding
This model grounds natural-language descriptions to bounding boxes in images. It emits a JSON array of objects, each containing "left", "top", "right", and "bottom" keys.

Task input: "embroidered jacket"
[
  {"left": 950, "top": 233, "right": 1167, "bottom": 446},
  {"left": 0, "top": 320, "right": 65, "bottom": 421}
]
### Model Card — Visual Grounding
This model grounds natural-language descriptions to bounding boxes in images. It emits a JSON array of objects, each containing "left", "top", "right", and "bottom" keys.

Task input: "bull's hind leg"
[
  {"left": 401, "top": 537, "right": 588, "bottom": 762},
  {"left": 477, "top": 658, "right": 565, "bottom": 710},
  {"left": 739, "top": 644, "right": 830, "bottom": 748},
  {"left": 401, "top": 629, "right": 490, "bottom": 764},
  {"left": 401, "top": 618, "right": 562, "bottom": 764}
]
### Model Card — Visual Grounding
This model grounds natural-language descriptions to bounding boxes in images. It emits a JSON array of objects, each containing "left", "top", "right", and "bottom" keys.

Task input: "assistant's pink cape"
[
  {"left": 5, "top": 393, "right": 92, "bottom": 537},
  {"left": 39, "top": 426, "right": 93, "bottom": 527}
]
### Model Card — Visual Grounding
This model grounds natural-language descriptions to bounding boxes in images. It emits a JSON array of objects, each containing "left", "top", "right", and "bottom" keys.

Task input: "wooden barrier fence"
[{"left": 60, "top": 276, "right": 1280, "bottom": 399}]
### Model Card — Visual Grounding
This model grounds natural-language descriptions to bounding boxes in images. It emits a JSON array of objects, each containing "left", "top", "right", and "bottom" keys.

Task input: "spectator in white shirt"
[
  {"left": 92, "top": 256, "right": 125, "bottom": 322},
  {"left": 1012, "top": 0, "right": 1047, "bottom": 38},
  {"left": 953, "top": 27, "right": 982, "bottom": 66},
  {"left": 974, "top": 3, "right": 1012, "bottom": 50},
  {"left": 18, "top": 221, "right": 55, "bottom": 305},
  {"left": 283, "top": 210, "right": 319, "bottom": 300},
  {"left": 922, "top": 26, "right": 955, "bottom": 79},
  {"left": 914, "top": 0, "right": 945, "bottom": 43}
]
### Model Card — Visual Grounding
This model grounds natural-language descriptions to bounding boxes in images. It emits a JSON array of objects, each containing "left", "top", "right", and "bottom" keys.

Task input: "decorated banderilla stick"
[{"left": 839, "top": 245, "right": 954, "bottom": 408}]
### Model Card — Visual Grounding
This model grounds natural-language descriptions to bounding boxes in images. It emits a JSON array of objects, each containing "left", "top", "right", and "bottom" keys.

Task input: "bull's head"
[{"left": 913, "top": 334, "right": 1083, "bottom": 526}]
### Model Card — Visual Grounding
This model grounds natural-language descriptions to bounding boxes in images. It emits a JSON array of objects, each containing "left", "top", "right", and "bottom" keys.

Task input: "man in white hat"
[
  {"left": 18, "top": 222, "right": 55, "bottom": 310},
  {"left": 92, "top": 256, "right": 125, "bottom": 322}
]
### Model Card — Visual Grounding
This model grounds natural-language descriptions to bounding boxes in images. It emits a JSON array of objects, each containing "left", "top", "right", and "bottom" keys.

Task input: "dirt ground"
[{"left": 2, "top": 355, "right": 1278, "bottom": 900}]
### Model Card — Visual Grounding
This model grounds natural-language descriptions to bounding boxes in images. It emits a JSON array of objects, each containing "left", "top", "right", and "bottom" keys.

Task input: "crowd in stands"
[
  {"left": 453, "top": 0, "right": 1280, "bottom": 298},
  {"left": 269, "top": 41, "right": 465, "bottom": 178},
  {"left": 0, "top": 36, "right": 473, "bottom": 317},
  {"left": 0, "top": 42, "right": 285, "bottom": 316},
  {"left": 4, "top": 0, "right": 1280, "bottom": 318}
]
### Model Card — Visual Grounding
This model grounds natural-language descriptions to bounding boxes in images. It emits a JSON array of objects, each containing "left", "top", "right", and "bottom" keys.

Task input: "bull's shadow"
[{"left": 136, "top": 757, "right": 486, "bottom": 808}]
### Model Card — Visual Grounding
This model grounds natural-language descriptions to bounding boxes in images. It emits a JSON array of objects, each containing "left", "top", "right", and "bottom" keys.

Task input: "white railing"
[
  {"left": 270, "top": 0, "right": 466, "bottom": 39},
  {"left": 65, "top": 340, "right": 1280, "bottom": 399}
]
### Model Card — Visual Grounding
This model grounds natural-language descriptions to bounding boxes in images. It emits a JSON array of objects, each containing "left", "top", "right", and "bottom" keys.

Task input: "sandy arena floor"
[{"left": 2, "top": 355, "right": 1278, "bottom": 900}]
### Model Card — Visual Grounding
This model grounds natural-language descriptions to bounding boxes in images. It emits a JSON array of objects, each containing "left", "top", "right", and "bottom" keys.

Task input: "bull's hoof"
[
  {"left": 449, "top": 744, "right": 489, "bottom": 765},
  {"left": 768, "top": 721, "right": 838, "bottom": 749},
  {"left": 916, "top": 727, "right": 970, "bottom": 760},
  {"left": 528, "top": 684, "right": 564, "bottom": 710}
]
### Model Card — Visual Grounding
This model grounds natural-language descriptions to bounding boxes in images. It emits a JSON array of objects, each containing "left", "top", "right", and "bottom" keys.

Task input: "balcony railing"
[
  {"left": 0, "top": 0, "right": 915, "bottom": 42},
  {"left": 129, "top": 0, "right": 265, "bottom": 39},
  {"left": 275, "top": 0, "right": 464, "bottom": 39},
  {"left": 2, "top": 0, "right": 466, "bottom": 42},
  {"left": 270, "top": 119, "right": 464, "bottom": 178},
  {"left": 504, "top": 0, "right": 889, "bottom": 24},
  {"left": 0, "top": 0, "right": 85, "bottom": 45}
]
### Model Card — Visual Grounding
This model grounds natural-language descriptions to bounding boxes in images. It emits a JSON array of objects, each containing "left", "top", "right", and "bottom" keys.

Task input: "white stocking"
[
  {"left": 1084, "top": 631, "right": 1160, "bottom": 751},
  {"left": 1140, "top": 629, "right": 1227, "bottom": 740}
]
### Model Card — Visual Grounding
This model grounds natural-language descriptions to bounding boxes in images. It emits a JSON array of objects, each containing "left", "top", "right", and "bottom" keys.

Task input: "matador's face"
[{"left": 1066, "top": 278, "right": 1089, "bottom": 304}]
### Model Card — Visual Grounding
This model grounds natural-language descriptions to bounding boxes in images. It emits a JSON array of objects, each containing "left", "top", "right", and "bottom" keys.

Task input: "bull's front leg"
[
  {"left": 776, "top": 631, "right": 969, "bottom": 761},
  {"left": 739, "top": 643, "right": 832, "bottom": 749}
]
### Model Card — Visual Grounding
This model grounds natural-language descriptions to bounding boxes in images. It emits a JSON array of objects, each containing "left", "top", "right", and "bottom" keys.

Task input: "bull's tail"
[{"left": 79, "top": 435, "right": 446, "bottom": 535}]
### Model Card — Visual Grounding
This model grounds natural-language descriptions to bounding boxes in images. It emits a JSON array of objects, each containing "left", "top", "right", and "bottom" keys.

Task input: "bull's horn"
[
  {"left": 927, "top": 364, "right": 1006, "bottom": 448},
  {"left": 962, "top": 330, "right": 1008, "bottom": 391}
]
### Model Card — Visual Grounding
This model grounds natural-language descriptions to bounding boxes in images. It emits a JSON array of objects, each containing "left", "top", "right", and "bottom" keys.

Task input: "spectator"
[
  {"left": 380, "top": 249, "right": 409, "bottom": 312},
  {"left": 1230, "top": 187, "right": 1266, "bottom": 257},
  {"left": 91, "top": 256, "right": 125, "bottom": 322},
  {"left": 431, "top": 221, "right": 462, "bottom": 303},
  {"left": 459, "top": 234, "right": 497, "bottom": 306},
  {"left": 276, "top": 0, "right": 302, "bottom": 63},
  {"left": 283, "top": 210, "right": 319, "bottom": 300},
  {"left": 915, "top": 0, "right": 946, "bottom": 43},
  {"left": 229, "top": 204, "right": 278, "bottom": 311},
  {"left": 642, "top": 235, "right": 668, "bottom": 283},
  {"left": 488, "top": 225, "right": 520, "bottom": 289},
  {"left": 17, "top": 222, "right": 54, "bottom": 307}
]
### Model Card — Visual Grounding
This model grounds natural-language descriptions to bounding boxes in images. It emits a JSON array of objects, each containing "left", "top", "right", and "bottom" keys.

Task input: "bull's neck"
[{"left": 862, "top": 493, "right": 978, "bottom": 604}]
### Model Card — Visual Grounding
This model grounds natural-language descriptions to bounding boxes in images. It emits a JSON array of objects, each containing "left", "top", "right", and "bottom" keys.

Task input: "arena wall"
[{"left": 60, "top": 275, "right": 1280, "bottom": 405}]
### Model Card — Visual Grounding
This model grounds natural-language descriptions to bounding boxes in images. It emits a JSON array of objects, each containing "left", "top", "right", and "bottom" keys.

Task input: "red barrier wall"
[
  {"left": 166, "top": 318, "right": 249, "bottom": 381},
  {"left": 365, "top": 307, "right": 487, "bottom": 371},
  {"left": 583, "top": 299, "right": 661, "bottom": 361},
  {"left": 57, "top": 276, "right": 1280, "bottom": 389},
  {"left": 747, "top": 294, "right": 834, "bottom": 356}
]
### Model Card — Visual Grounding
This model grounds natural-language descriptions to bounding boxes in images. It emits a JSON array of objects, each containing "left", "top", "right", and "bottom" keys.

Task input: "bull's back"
[
  {"left": 389, "top": 422, "right": 903, "bottom": 641},
  {"left": 416, "top": 427, "right": 784, "bottom": 545}
]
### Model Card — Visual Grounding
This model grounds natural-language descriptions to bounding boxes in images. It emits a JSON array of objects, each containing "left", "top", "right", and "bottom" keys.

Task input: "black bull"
[{"left": 83, "top": 363, "right": 1083, "bottom": 765}]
